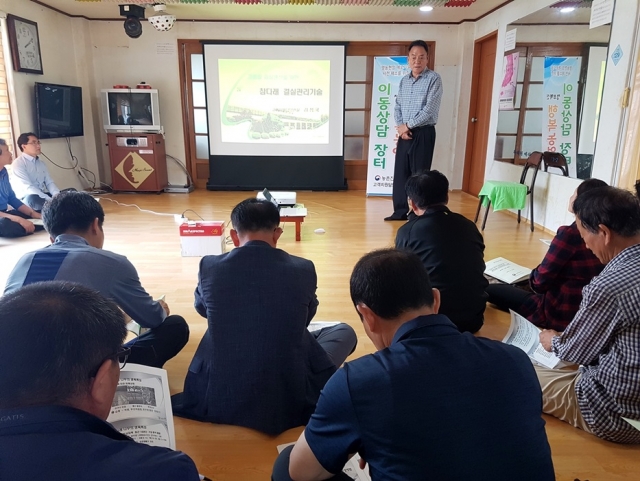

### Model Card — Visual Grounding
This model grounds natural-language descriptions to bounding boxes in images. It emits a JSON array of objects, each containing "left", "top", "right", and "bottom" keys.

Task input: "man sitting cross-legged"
[
  {"left": 0, "top": 137, "right": 42, "bottom": 238},
  {"left": 172, "top": 198, "right": 357, "bottom": 435},
  {"left": 539, "top": 185, "right": 640, "bottom": 444},
  {"left": 395, "top": 171, "right": 488, "bottom": 332},
  {"left": 4, "top": 191, "right": 189, "bottom": 368},
  {"left": 273, "top": 248, "right": 554, "bottom": 481},
  {"left": 0, "top": 281, "right": 200, "bottom": 480}
]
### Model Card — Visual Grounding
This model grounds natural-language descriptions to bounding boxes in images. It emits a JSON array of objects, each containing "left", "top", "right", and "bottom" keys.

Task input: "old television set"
[
  {"left": 101, "top": 88, "right": 162, "bottom": 133},
  {"left": 35, "top": 82, "right": 84, "bottom": 139}
]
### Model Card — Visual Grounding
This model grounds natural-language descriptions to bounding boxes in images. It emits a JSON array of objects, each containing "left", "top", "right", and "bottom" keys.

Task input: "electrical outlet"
[{"left": 174, "top": 214, "right": 184, "bottom": 224}]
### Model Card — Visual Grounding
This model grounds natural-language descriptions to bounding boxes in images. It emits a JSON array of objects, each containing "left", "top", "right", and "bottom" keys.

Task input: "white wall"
[
  {"left": 0, "top": 1, "right": 99, "bottom": 191},
  {"left": 88, "top": 22, "right": 465, "bottom": 186},
  {"left": 471, "top": 0, "right": 640, "bottom": 232}
]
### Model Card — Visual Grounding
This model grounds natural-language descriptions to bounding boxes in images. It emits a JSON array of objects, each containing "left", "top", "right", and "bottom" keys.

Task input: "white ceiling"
[{"left": 34, "top": 0, "right": 512, "bottom": 23}]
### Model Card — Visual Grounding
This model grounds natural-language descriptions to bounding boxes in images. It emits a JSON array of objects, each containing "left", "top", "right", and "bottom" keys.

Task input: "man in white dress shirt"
[{"left": 10, "top": 132, "right": 60, "bottom": 212}]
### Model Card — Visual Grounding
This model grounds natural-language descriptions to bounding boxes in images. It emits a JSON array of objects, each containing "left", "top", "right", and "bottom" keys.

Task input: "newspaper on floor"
[
  {"left": 502, "top": 310, "right": 565, "bottom": 369},
  {"left": 107, "top": 363, "right": 176, "bottom": 449},
  {"left": 277, "top": 443, "right": 371, "bottom": 481}
]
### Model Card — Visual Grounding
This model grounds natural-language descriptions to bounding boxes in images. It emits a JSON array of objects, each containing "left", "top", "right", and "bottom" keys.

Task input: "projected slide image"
[{"left": 219, "top": 59, "right": 330, "bottom": 144}]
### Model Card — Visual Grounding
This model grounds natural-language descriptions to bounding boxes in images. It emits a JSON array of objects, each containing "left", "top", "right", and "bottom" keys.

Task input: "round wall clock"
[{"left": 7, "top": 14, "right": 43, "bottom": 75}]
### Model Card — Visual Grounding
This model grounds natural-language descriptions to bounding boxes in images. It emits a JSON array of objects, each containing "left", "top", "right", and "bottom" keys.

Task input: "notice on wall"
[
  {"left": 542, "top": 57, "right": 581, "bottom": 178},
  {"left": 504, "top": 29, "right": 517, "bottom": 52},
  {"left": 590, "top": 0, "right": 614, "bottom": 29},
  {"left": 366, "top": 57, "right": 410, "bottom": 196},
  {"left": 156, "top": 42, "right": 176, "bottom": 56}
]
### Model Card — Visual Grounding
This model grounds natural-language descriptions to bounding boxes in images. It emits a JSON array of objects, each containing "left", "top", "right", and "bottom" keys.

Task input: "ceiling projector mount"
[{"left": 119, "top": 4, "right": 176, "bottom": 38}]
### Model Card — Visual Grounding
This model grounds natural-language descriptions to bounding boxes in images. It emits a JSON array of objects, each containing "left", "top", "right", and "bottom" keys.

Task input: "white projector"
[{"left": 257, "top": 189, "right": 297, "bottom": 207}]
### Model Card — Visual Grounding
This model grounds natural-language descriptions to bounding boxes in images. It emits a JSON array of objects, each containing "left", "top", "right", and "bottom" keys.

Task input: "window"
[{"left": 0, "top": 17, "right": 16, "bottom": 151}]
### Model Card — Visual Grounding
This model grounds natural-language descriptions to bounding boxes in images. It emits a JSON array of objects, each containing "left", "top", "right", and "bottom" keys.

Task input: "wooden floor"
[{"left": 1, "top": 189, "right": 638, "bottom": 480}]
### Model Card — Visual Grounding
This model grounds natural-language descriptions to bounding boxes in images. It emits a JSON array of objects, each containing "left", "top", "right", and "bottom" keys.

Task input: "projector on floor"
[{"left": 257, "top": 191, "right": 296, "bottom": 206}]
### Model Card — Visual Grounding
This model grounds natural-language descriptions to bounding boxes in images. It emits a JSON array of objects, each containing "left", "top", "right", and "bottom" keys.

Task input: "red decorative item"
[
  {"left": 113, "top": 84, "right": 130, "bottom": 89},
  {"left": 136, "top": 82, "right": 152, "bottom": 89}
]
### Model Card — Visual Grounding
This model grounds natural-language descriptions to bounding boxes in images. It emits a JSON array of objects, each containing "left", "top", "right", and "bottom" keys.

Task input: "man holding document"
[
  {"left": 0, "top": 282, "right": 200, "bottom": 480},
  {"left": 537, "top": 186, "right": 640, "bottom": 444}
]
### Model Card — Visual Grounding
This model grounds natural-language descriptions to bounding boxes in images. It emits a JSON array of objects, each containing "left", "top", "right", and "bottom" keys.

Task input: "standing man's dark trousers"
[{"left": 390, "top": 125, "right": 436, "bottom": 219}]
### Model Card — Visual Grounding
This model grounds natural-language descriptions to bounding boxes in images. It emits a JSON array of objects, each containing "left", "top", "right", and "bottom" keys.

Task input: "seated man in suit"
[
  {"left": 273, "top": 249, "right": 554, "bottom": 481},
  {"left": 0, "top": 281, "right": 200, "bottom": 480},
  {"left": 539, "top": 185, "right": 640, "bottom": 444},
  {"left": 0, "top": 137, "right": 42, "bottom": 238},
  {"left": 10, "top": 132, "right": 61, "bottom": 212},
  {"left": 4, "top": 191, "right": 189, "bottom": 368},
  {"left": 395, "top": 171, "right": 488, "bottom": 332},
  {"left": 172, "top": 198, "right": 357, "bottom": 435}
]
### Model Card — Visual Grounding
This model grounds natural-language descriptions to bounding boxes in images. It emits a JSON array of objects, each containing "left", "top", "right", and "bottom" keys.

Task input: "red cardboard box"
[{"left": 179, "top": 221, "right": 225, "bottom": 257}]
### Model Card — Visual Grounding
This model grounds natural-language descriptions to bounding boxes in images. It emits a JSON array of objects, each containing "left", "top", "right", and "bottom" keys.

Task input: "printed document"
[
  {"left": 107, "top": 363, "right": 176, "bottom": 449},
  {"left": 485, "top": 257, "right": 530, "bottom": 284},
  {"left": 502, "top": 310, "right": 564, "bottom": 369}
]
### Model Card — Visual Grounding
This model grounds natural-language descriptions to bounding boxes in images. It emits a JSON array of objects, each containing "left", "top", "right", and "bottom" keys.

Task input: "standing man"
[
  {"left": 173, "top": 199, "right": 357, "bottom": 435},
  {"left": 273, "top": 249, "right": 554, "bottom": 481},
  {"left": 11, "top": 132, "right": 61, "bottom": 212},
  {"left": 385, "top": 40, "right": 443, "bottom": 221},
  {"left": 4, "top": 191, "right": 189, "bottom": 368},
  {"left": 0, "top": 138, "right": 42, "bottom": 238}
]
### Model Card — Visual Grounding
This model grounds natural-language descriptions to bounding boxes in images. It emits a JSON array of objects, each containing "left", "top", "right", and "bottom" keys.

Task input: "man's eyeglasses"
[{"left": 89, "top": 346, "right": 131, "bottom": 378}]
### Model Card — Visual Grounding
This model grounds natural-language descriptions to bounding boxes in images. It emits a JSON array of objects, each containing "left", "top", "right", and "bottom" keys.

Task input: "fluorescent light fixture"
[
  {"left": 560, "top": 7, "right": 576, "bottom": 13},
  {"left": 420, "top": 5, "right": 434, "bottom": 12}
]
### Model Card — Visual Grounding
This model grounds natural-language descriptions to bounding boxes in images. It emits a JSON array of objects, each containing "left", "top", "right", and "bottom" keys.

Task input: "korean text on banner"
[
  {"left": 543, "top": 57, "right": 581, "bottom": 177},
  {"left": 366, "top": 57, "right": 410, "bottom": 196}
]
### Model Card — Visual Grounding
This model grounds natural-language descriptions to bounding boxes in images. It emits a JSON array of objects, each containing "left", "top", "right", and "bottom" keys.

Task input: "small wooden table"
[{"left": 281, "top": 215, "right": 305, "bottom": 241}]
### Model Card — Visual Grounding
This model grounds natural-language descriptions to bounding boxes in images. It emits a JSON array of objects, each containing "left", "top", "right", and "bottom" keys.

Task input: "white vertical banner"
[
  {"left": 366, "top": 57, "right": 410, "bottom": 196},
  {"left": 543, "top": 57, "right": 581, "bottom": 177}
]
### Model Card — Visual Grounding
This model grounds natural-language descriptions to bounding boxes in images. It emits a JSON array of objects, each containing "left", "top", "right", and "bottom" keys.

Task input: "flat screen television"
[
  {"left": 35, "top": 82, "right": 84, "bottom": 139},
  {"left": 101, "top": 89, "right": 162, "bottom": 133}
]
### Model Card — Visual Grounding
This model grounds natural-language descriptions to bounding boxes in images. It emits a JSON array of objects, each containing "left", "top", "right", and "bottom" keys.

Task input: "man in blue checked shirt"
[
  {"left": 539, "top": 185, "right": 640, "bottom": 444},
  {"left": 385, "top": 40, "right": 443, "bottom": 221}
]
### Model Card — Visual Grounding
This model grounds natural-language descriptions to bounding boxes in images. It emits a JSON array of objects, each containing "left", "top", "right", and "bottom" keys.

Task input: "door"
[{"left": 463, "top": 33, "right": 497, "bottom": 196}]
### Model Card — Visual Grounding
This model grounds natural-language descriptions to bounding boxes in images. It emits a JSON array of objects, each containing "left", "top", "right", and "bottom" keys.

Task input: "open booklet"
[
  {"left": 307, "top": 321, "right": 340, "bottom": 333},
  {"left": 107, "top": 363, "right": 176, "bottom": 449},
  {"left": 277, "top": 443, "right": 371, "bottom": 481},
  {"left": 502, "top": 310, "right": 566, "bottom": 369},
  {"left": 485, "top": 257, "right": 531, "bottom": 284}
]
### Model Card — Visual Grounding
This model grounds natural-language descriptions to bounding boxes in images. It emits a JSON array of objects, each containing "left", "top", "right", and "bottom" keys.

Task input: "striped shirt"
[
  {"left": 394, "top": 68, "right": 443, "bottom": 129},
  {"left": 552, "top": 243, "right": 640, "bottom": 443},
  {"left": 0, "top": 167, "right": 24, "bottom": 212}
]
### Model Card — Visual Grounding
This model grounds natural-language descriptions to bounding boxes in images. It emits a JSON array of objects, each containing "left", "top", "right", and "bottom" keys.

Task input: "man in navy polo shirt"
[
  {"left": 273, "top": 248, "right": 554, "bottom": 481},
  {"left": 0, "top": 281, "right": 199, "bottom": 480}
]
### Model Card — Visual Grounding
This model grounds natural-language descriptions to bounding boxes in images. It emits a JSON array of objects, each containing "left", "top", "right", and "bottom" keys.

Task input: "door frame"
[{"left": 462, "top": 31, "right": 497, "bottom": 193}]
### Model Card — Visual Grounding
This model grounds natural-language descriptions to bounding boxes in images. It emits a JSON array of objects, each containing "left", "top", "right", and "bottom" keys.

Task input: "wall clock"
[{"left": 7, "top": 14, "right": 43, "bottom": 74}]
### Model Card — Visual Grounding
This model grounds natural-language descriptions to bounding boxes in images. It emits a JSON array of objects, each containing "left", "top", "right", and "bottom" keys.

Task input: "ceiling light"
[
  {"left": 560, "top": 7, "right": 576, "bottom": 13},
  {"left": 148, "top": 4, "right": 177, "bottom": 32},
  {"left": 420, "top": 6, "right": 434, "bottom": 12}
]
